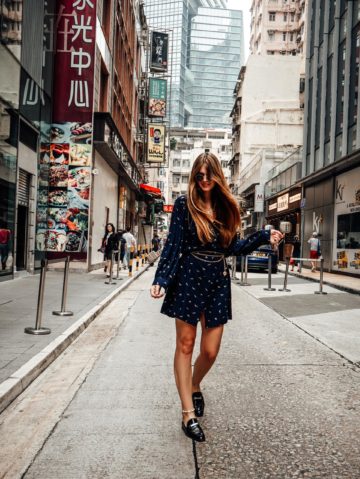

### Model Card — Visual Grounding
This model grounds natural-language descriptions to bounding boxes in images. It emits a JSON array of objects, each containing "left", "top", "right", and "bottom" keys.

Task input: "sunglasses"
[{"left": 195, "top": 172, "right": 213, "bottom": 182}]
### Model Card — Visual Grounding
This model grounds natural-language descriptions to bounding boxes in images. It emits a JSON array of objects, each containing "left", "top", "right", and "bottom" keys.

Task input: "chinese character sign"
[
  {"left": 53, "top": 0, "right": 96, "bottom": 122},
  {"left": 147, "top": 124, "right": 166, "bottom": 163},
  {"left": 35, "top": 0, "right": 96, "bottom": 257},
  {"left": 148, "top": 78, "right": 167, "bottom": 118},
  {"left": 150, "top": 32, "right": 168, "bottom": 72}
]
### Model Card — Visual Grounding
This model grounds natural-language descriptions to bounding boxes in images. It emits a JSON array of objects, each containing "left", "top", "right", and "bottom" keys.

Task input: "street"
[{"left": 1, "top": 268, "right": 360, "bottom": 478}]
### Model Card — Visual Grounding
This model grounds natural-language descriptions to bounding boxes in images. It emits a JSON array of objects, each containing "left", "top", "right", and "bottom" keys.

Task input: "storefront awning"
[{"left": 139, "top": 183, "right": 164, "bottom": 200}]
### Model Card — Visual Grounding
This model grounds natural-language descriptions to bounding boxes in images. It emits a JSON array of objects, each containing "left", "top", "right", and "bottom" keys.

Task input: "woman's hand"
[
  {"left": 270, "top": 229, "right": 284, "bottom": 248},
  {"left": 150, "top": 284, "right": 165, "bottom": 298}
]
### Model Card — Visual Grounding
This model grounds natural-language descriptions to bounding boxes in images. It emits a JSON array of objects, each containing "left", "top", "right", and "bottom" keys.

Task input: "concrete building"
[
  {"left": 230, "top": 54, "right": 304, "bottom": 236},
  {"left": 250, "top": 0, "right": 308, "bottom": 57}
]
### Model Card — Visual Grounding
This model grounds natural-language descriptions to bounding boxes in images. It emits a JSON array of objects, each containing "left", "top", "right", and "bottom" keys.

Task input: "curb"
[
  {"left": 278, "top": 265, "right": 360, "bottom": 296},
  {"left": 0, "top": 264, "right": 152, "bottom": 415}
]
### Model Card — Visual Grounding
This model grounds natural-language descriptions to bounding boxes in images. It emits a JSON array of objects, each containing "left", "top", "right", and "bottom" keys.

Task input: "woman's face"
[
  {"left": 195, "top": 164, "right": 216, "bottom": 194},
  {"left": 107, "top": 224, "right": 112, "bottom": 232}
]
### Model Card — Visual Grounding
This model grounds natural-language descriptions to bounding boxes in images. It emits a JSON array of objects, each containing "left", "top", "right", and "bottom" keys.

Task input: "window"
[
  {"left": 291, "top": 12, "right": 295, "bottom": 22},
  {"left": 283, "top": 32, "right": 287, "bottom": 41},
  {"left": 267, "top": 50, "right": 275, "bottom": 55},
  {"left": 284, "top": 13, "right": 287, "bottom": 21},
  {"left": 269, "top": 12, "right": 276, "bottom": 21},
  {"left": 268, "top": 30, "right": 275, "bottom": 41},
  {"left": 290, "top": 33, "right": 294, "bottom": 41}
]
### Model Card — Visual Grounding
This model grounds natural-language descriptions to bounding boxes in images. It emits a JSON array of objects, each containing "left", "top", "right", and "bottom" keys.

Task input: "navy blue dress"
[{"left": 152, "top": 195, "right": 270, "bottom": 328}]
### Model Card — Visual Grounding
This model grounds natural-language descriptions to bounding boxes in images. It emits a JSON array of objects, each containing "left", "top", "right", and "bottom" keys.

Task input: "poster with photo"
[{"left": 147, "top": 124, "right": 165, "bottom": 163}]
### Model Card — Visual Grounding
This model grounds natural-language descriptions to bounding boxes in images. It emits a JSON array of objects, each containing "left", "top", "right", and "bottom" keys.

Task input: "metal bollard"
[
  {"left": 264, "top": 255, "right": 276, "bottom": 291},
  {"left": 53, "top": 256, "right": 74, "bottom": 316},
  {"left": 231, "top": 256, "right": 237, "bottom": 280},
  {"left": 25, "top": 259, "right": 51, "bottom": 335},
  {"left": 241, "top": 255, "right": 251, "bottom": 286},
  {"left": 105, "top": 251, "right": 116, "bottom": 284},
  {"left": 278, "top": 256, "right": 291, "bottom": 292},
  {"left": 128, "top": 246, "right": 134, "bottom": 277},
  {"left": 315, "top": 258, "right": 327, "bottom": 295}
]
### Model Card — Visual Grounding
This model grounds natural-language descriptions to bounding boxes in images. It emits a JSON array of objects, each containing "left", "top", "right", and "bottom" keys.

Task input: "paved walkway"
[
  {"left": 0, "top": 263, "right": 148, "bottom": 384},
  {"left": 1, "top": 269, "right": 359, "bottom": 478}
]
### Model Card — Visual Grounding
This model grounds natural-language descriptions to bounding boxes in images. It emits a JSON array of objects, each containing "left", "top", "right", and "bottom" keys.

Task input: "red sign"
[
  {"left": 163, "top": 204, "right": 174, "bottom": 213},
  {"left": 139, "top": 184, "right": 162, "bottom": 195},
  {"left": 53, "top": 0, "right": 97, "bottom": 123}
]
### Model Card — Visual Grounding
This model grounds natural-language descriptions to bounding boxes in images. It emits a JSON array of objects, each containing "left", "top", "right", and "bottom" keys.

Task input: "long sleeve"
[
  {"left": 152, "top": 196, "right": 186, "bottom": 290},
  {"left": 227, "top": 229, "right": 270, "bottom": 257}
]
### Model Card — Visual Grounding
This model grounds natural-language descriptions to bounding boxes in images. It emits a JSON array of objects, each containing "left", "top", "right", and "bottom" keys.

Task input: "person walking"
[
  {"left": 290, "top": 234, "right": 301, "bottom": 272},
  {"left": 116, "top": 230, "right": 127, "bottom": 269},
  {"left": 150, "top": 152, "right": 283, "bottom": 443},
  {"left": 122, "top": 226, "right": 136, "bottom": 269},
  {"left": 152, "top": 232, "right": 160, "bottom": 252},
  {"left": 308, "top": 231, "right": 321, "bottom": 272},
  {"left": 0, "top": 220, "right": 11, "bottom": 271},
  {"left": 101, "top": 223, "right": 118, "bottom": 277}
]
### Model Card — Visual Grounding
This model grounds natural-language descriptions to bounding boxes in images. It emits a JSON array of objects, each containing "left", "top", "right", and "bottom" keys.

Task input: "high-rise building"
[
  {"left": 144, "top": 0, "right": 244, "bottom": 128},
  {"left": 250, "top": 0, "right": 307, "bottom": 57},
  {"left": 188, "top": 7, "right": 244, "bottom": 128}
]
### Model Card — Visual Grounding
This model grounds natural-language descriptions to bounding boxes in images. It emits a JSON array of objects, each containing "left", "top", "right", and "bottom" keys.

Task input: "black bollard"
[{"left": 278, "top": 256, "right": 291, "bottom": 292}]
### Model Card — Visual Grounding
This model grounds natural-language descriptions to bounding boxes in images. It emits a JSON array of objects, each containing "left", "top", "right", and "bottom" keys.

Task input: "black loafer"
[
  {"left": 192, "top": 392, "right": 205, "bottom": 417},
  {"left": 182, "top": 418, "right": 205, "bottom": 442}
]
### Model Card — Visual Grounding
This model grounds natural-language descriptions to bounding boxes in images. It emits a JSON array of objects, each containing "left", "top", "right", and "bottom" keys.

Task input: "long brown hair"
[{"left": 187, "top": 152, "right": 241, "bottom": 247}]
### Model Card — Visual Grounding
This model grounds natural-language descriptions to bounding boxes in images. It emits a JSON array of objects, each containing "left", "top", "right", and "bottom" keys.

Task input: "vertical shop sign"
[
  {"left": 148, "top": 78, "right": 167, "bottom": 117},
  {"left": 254, "top": 184, "right": 264, "bottom": 212},
  {"left": 147, "top": 124, "right": 166, "bottom": 163},
  {"left": 36, "top": 0, "right": 96, "bottom": 257},
  {"left": 150, "top": 31, "right": 169, "bottom": 72}
]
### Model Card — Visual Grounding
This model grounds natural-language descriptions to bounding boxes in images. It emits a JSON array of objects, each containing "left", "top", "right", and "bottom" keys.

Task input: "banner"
[
  {"left": 254, "top": 184, "right": 264, "bottom": 212},
  {"left": 147, "top": 124, "right": 165, "bottom": 163},
  {"left": 150, "top": 31, "right": 168, "bottom": 72},
  {"left": 36, "top": 0, "right": 96, "bottom": 257},
  {"left": 148, "top": 78, "right": 167, "bottom": 117}
]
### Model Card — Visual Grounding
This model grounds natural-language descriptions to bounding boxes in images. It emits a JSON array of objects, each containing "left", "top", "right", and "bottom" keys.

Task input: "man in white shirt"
[
  {"left": 122, "top": 226, "right": 136, "bottom": 269},
  {"left": 308, "top": 231, "right": 321, "bottom": 272}
]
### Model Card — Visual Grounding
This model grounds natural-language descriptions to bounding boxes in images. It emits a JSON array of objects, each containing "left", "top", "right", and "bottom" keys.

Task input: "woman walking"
[
  {"left": 102, "top": 223, "right": 118, "bottom": 277},
  {"left": 150, "top": 153, "right": 283, "bottom": 442}
]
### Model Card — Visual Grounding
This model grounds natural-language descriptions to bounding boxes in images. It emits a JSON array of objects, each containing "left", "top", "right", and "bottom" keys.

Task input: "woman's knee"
[
  {"left": 177, "top": 333, "right": 196, "bottom": 356},
  {"left": 201, "top": 346, "right": 220, "bottom": 363}
]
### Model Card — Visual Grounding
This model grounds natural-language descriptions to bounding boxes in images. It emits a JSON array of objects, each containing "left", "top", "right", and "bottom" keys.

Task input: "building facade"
[
  {"left": 250, "top": 0, "right": 307, "bottom": 57},
  {"left": 0, "top": 0, "right": 150, "bottom": 281},
  {"left": 301, "top": 0, "right": 360, "bottom": 275},
  {"left": 188, "top": 6, "right": 244, "bottom": 129}
]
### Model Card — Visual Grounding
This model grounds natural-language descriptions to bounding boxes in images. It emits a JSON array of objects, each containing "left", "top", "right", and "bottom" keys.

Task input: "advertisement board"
[
  {"left": 150, "top": 31, "right": 169, "bottom": 72},
  {"left": 254, "top": 184, "right": 264, "bottom": 212},
  {"left": 148, "top": 78, "right": 167, "bottom": 117},
  {"left": 147, "top": 124, "right": 166, "bottom": 163},
  {"left": 333, "top": 166, "right": 360, "bottom": 274},
  {"left": 36, "top": 0, "right": 96, "bottom": 257}
]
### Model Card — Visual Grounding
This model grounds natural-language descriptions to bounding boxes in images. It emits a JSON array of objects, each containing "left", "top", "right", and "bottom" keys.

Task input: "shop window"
[{"left": 337, "top": 213, "right": 360, "bottom": 249}]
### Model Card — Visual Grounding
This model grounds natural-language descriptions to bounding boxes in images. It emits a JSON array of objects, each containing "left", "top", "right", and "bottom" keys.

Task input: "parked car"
[{"left": 236, "top": 244, "right": 278, "bottom": 274}]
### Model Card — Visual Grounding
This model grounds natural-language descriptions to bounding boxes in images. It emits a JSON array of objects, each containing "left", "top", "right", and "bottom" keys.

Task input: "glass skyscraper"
[
  {"left": 189, "top": 7, "right": 244, "bottom": 128},
  {"left": 144, "top": 0, "right": 244, "bottom": 129}
]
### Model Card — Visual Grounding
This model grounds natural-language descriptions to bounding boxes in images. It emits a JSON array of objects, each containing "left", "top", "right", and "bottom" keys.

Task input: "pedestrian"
[
  {"left": 290, "top": 234, "right": 301, "bottom": 272},
  {"left": 0, "top": 220, "right": 11, "bottom": 271},
  {"left": 116, "top": 230, "right": 127, "bottom": 269},
  {"left": 122, "top": 226, "right": 137, "bottom": 269},
  {"left": 101, "top": 223, "right": 118, "bottom": 277},
  {"left": 150, "top": 152, "right": 283, "bottom": 443},
  {"left": 308, "top": 231, "right": 321, "bottom": 272},
  {"left": 152, "top": 232, "right": 160, "bottom": 252}
]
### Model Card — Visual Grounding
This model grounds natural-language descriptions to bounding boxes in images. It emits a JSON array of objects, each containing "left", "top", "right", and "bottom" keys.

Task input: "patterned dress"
[{"left": 152, "top": 195, "right": 270, "bottom": 328}]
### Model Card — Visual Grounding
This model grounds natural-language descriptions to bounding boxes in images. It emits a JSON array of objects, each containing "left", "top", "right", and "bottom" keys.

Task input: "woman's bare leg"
[
  {"left": 192, "top": 313, "right": 224, "bottom": 392},
  {"left": 174, "top": 319, "right": 197, "bottom": 423}
]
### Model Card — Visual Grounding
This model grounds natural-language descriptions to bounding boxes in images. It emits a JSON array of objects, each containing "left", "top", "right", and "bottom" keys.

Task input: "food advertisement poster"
[
  {"left": 36, "top": 0, "right": 96, "bottom": 257},
  {"left": 147, "top": 124, "right": 166, "bottom": 163},
  {"left": 148, "top": 78, "right": 167, "bottom": 117},
  {"left": 333, "top": 166, "right": 360, "bottom": 274},
  {"left": 150, "top": 31, "right": 168, "bottom": 72}
]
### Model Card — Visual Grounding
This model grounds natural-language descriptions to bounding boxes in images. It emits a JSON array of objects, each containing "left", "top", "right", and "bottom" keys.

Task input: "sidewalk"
[
  {"left": 278, "top": 262, "right": 360, "bottom": 295},
  {"left": 0, "top": 261, "right": 152, "bottom": 413}
]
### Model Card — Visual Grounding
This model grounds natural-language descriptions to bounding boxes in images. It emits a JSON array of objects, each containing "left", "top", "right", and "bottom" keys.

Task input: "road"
[{"left": 0, "top": 269, "right": 359, "bottom": 478}]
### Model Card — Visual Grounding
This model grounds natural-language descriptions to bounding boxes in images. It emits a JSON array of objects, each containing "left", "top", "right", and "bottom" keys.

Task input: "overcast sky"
[{"left": 227, "top": 0, "right": 252, "bottom": 60}]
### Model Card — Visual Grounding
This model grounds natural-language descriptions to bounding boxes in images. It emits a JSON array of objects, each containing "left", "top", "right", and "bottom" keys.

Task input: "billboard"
[
  {"left": 148, "top": 78, "right": 167, "bottom": 117},
  {"left": 333, "top": 167, "right": 360, "bottom": 274},
  {"left": 35, "top": 0, "right": 96, "bottom": 257},
  {"left": 147, "top": 124, "right": 166, "bottom": 163},
  {"left": 150, "top": 31, "right": 169, "bottom": 72}
]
